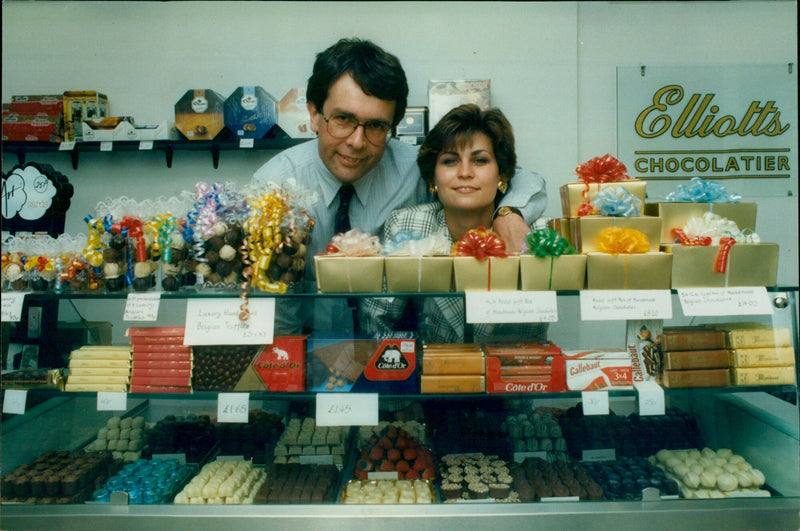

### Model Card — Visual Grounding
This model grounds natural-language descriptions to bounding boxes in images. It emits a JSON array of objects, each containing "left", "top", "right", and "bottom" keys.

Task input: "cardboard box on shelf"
[
  {"left": 428, "top": 79, "right": 490, "bottom": 128},
  {"left": 661, "top": 368, "right": 730, "bottom": 388},
  {"left": 307, "top": 332, "right": 417, "bottom": 393},
  {"left": 63, "top": 90, "right": 109, "bottom": 141},
  {"left": 384, "top": 256, "right": 452, "bottom": 292},
  {"left": 2, "top": 113, "right": 63, "bottom": 142},
  {"left": 519, "top": 254, "right": 586, "bottom": 291},
  {"left": 314, "top": 256, "right": 385, "bottom": 293},
  {"left": 586, "top": 252, "right": 672, "bottom": 290},
  {"left": 396, "top": 106, "right": 427, "bottom": 136},
  {"left": 663, "top": 243, "right": 778, "bottom": 288},
  {"left": 9, "top": 94, "right": 63, "bottom": 116},
  {"left": 174, "top": 89, "right": 226, "bottom": 140},
  {"left": 453, "top": 255, "right": 520, "bottom": 291},
  {"left": 277, "top": 88, "right": 315, "bottom": 138}
]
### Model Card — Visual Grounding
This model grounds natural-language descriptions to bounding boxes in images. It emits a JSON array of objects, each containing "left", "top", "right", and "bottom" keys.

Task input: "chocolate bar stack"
[
  {"left": 658, "top": 327, "right": 730, "bottom": 388},
  {"left": 722, "top": 325, "right": 796, "bottom": 386},
  {"left": 127, "top": 327, "right": 192, "bottom": 394},
  {"left": 65, "top": 346, "right": 131, "bottom": 392},
  {"left": 420, "top": 343, "right": 485, "bottom": 393}
]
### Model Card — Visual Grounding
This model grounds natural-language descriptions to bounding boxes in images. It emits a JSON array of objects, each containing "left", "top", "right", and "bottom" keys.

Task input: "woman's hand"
[{"left": 492, "top": 213, "right": 528, "bottom": 253}]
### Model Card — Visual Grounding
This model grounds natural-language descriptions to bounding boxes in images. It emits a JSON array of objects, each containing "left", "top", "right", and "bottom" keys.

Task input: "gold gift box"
[
  {"left": 575, "top": 216, "right": 662, "bottom": 253},
  {"left": 662, "top": 243, "right": 778, "bottom": 288},
  {"left": 644, "top": 202, "right": 757, "bottom": 243},
  {"left": 314, "top": 256, "right": 384, "bottom": 293},
  {"left": 560, "top": 180, "right": 646, "bottom": 218},
  {"left": 519, "top": 254, "right": 587, "bottom": 291},
  {"left": 547, "top": 217, "right": 573, "bottom": 245},
  {"left": 586, "top": 252, "right": 672, "bottom": 290},
  {"left": 384, "top": 256, "right": 453, "bottom": 292},
  {"left": 453, "top": 256, "right": 520, "bottom": 291}
]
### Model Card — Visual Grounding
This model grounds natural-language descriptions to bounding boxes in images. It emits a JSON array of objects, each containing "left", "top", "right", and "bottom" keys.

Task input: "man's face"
[{"left": 308, "top": 74, "right": 395, "bottom": 183}]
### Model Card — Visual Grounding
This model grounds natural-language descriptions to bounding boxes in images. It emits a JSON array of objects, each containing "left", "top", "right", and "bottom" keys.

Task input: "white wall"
[{"left": 2, "top": 1, "right": 797, "bottom": 288}]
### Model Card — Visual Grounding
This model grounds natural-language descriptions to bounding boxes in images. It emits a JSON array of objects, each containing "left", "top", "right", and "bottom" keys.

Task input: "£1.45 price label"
[
  {"left": 316, "top": 393, "right": 378, "bottom": 427},
  {"left": 217, "top": 393, "right": 249, "bottom": 423}
]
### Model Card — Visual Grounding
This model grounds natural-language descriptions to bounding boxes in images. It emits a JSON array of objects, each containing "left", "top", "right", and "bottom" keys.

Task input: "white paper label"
[
  {"left": 581, "top": 391, "right": 610, "bottom": 415},
  {"left": 580, "top": 290, "right": 672, "bottom": 320},
  {"left": 123, "top": 292, "right": 161, "bottom": 321},
  {"left": 466, "top": 291, "right": 558, "bottom": 323},
  {"left": 678, "top": 287, "right": 773, "bottom": 316},
  {"left": 239, "top": 138, "right": 254, "bottom": 149},
  {"left": 582, "top": 448, "right": 616, "bottom": 462},
  {"left": 3, "top": 389, "right": 27, "bottom": 414},
  {"left": 217, "top": 393, "right": 249, "bottom": 423},
  {"left": 100, "top": 141, "right": 113, "bottom": 151},
  {"left": 316, "top": 393, "right": 379, "bottom": 426},
  {"left": 1, "top": 292, "right": 26, "bottom": 322},
  {"left": 513, "top": 451, "right": 548, "bottom": 463},
  {"left": 97, "top": 392, "right": 127, "bottom": 411},
  {"left": 58, "top": 141, "right": 76, "bottom": 151},
  {"left": 634, "top": 380, "right": 666, "bottom": 416},
  {"left": 138, "top": 141, "right": 154, "bottom": 150},
  {"left": 183, "top": 298, "right": 274, "bottom": 345}
]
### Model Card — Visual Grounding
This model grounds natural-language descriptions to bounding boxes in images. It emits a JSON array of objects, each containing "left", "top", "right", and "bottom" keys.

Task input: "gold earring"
[
  {"left": 498, "top": 181, "right": 508, "bottom": 193},
  {"left": 429, "top": 184, "right": 438, "bottom": 195}
]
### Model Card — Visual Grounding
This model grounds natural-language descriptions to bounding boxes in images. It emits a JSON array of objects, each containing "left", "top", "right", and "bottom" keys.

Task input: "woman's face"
[{"left": 434, "top": 132, "right": 503, "bottom": 215}]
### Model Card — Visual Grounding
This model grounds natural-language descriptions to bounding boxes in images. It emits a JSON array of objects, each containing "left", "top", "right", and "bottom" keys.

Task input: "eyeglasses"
[{"left": 322, "top": 112, "right": 392, "bottom": 146}]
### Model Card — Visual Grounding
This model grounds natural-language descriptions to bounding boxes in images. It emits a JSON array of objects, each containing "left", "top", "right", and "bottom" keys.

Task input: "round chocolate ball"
[
  {"left": 109, "top": 234, "right": 127, "bottom": 250},
  {"left": 30, "top": 277, "right": 50, "bottom": 291},
  {"left": 161, "top": 275, "right": 181, "bottom": 291},
  {"left": 133, "top": 277, "right": 150, "bottom": 292},
  {"left": 182, "top": 272, "right": 197, "bottom": 286},
  {"left": 224, "top": 227, "right": 243, "bottom": 247},
  {"left": 204, "top": 250, "right": 219, "bottom": 266},
  {"left": 206, "top": 236, "right": 224, "bottom": 252},
  {"left": 12, "top": 278, "right": 28, "bottom": 291},
  {"left": 215, "top": 260, "right": 233, "bottom": 278},
  {"left": 206, "top": 272, "right": 222, "bottom": 285},
  {"left": 102, "top": 247, "right": 121, "bottom": 263},
  {"left": 106, "top": 276, "right": 125, "bottom": 291}
]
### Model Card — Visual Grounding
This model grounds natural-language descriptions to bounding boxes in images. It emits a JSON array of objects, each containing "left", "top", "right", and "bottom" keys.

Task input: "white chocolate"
[{"left": 716, "top": 472, "right": 738, "bottom": 492}]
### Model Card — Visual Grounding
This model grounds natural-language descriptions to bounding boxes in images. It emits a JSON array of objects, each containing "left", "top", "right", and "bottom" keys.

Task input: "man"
[{"left": 254, "top": 38, "right": 546, "bottom": 334}]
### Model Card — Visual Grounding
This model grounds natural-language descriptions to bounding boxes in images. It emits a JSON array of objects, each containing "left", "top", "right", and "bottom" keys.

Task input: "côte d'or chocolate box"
[
  {"left": 175, "top": 89, "right": 225, "bottom": 140},
  {"left": 224, "top": 86, "right": 277, "bottom": 139}
]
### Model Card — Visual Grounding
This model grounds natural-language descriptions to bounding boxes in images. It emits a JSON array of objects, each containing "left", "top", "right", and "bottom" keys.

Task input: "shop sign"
[{"left": 617, "top": 65, "right": 797, "bottom": 192}]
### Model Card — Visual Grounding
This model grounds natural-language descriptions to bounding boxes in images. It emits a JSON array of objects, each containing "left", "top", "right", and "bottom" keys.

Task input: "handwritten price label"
[
  {"left": 217, "top": 393, "right": 249, "bottom": 423},
  {"left": 123, "top": 292, "right": 161, "bottom": 321},
  {"left": 678, "top": 287, "right": 772, "bottom": 316},
  {"left": 1, "top": 292, "right": 26, "bottom": 322},
  {"left": 580, "top": 290, "right": 672, "bottom": 321},
  {"left": 3, "top": 390, "right": 28, "bottom": 414},
  {"left": 97, "top": 392, "right": 127, "bottom": 411},
  {"left": 466, "top": 291, "right": 558, "bottom": 324},
  {"left": 138, "top": 141, "right": 154, "bottom": 150},
  {"left": 100, "top": 141, "right": 113, "bottom": 152},
  {"left": 581, "top": 391, "right": 610, "bottom": 415},
  {"left": 239, "top": 139, "right": 254, "bottom": 149},
  {"left": 316, "top": 393, "right": 378, "bottom": 427},
  {"left": 634, "top": 380, "right": 665, "bottom": 416},
  {"left": 184, "top": 298, "right": 274, "bottom": 345},
  {"left": 59, "top": 141, "right": 76, "bottom": 151}
]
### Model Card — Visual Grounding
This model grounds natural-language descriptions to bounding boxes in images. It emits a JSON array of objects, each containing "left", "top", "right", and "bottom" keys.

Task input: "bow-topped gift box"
[
  {"left": 314, "top": 229, "right": 384, "bottom": 293},
  {"left": 382, "top": 231, "right": 453, "bottom": 293},
  {"left": 560, "top": 154, "right": 646, "bottom": 218},
  {"left": 519, "top": 227, "right": 586, "bottom": 291},
  {"left": 585, "top": 227, "right": 672, "bottom": 290},
  {"left": 451, "top": 227, "right": 519, "bottom": 291}
]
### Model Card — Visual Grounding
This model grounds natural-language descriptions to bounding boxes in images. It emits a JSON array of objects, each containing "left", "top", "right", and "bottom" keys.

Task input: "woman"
[{"left": 360, "top": 104, "right": 547, "bottom": 344}]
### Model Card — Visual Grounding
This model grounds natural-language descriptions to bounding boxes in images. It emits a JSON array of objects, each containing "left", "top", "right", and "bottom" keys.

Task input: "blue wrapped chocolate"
[{"left": 224, "top": 86, "right": 278, "bottom": 139}]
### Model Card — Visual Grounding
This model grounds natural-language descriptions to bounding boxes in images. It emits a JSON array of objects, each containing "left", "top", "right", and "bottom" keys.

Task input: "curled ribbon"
[
  {"left": 575, "top": 154, "right": 631, "bottom": 216},
  {"left": 714, "top": 237, "right": 737, "bottom": 273},
  {"left": 590, "top": 186, "right": 642, "bottom": 217},
  {"left": 241, "top": 191, "right": 287, "bottom": 297},
  {"left": 326, "top": 229, "right": 383, "bottom": 256},
  {"left": 82, "top": 217, "right": 105, "bottom": 268},
  {"left": 664, "top": 177, "right": 742, "bottom": 203},
  {"left": 115, "top": 216, "right": 147, "bottom": 262},
  {"left": 453, "top": 227, "right": 507, "bottom": 260},
  {"left": 596, "top": 227, "right": 649, "bottom": 256},
  {"left": 524, "top": 228, "right": 576, "bottom": 257},
  {"left": 383, "top": 230, "right": 451, "bottom": 256},
  {"left": 671, "top": 228, "right": 711, "bottom": 246}
]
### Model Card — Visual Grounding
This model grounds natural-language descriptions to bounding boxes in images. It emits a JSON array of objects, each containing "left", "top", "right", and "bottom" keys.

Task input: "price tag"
[
  {"left": 138, "top": 141, "right": 154, "bottom": 150},
  {"left": 1, "top": 292, "right": 26, "bottom": 322},
  {"left": 513, "top": 451, "right": 548, "bottom": 463},
  {"left": 239, "top": 138, "right": 254, "bottom": 149},
  {"left": 634, "top": 380, "right": 665, "bottom": 416},
  {"left": 299, "top": 455, "right": 334, "bottom": 465},
  {"left": 678, "top": 287, "right": 772, "bottom": 316},
  {"left": 582, "top": 448, "right": 616, "bottom": 462},
  {"left": 3, "top": 389, "right": 28, "bottom": 414},
  {"left": 217, "top": 393, "right": 249, "bottom": 423},
  {"left": 581, "top": 391, "right": 610, "bottom": 415},
  {"left": 316, "top": 393, "right": 378, "bottom": 426},
  {"left": 59, "top": 140, "right": 76, "bottom": 151},
  {"left": 97, "top": 392, "right": 127, "bottom": 411},
  {"left": 184, "top": 298, "right": 274, "bottom": 345},
  {"left": 580, "top": 290, "right": 672, "bottom": 320},
  {"left": 123, "top": 292, "right": 161, "bottom": 321},
  {"left": 466, "top": 291, "right": 558, "bottom": 323},
  {"left": 100, "top": 141, "right": 113, "bottom": 151}
]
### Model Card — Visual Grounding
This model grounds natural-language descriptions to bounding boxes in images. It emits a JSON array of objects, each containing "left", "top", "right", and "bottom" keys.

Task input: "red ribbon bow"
[
  {"left": 576, "top": 154, "right": 631, "bottom": 216},
  {"left": 453, "top": 227, "right": 507, "bottom": 260}
]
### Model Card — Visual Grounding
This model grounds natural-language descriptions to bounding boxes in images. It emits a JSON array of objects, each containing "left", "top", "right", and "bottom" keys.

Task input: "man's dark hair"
[{"left": 307, "top": 38, "right": 409, "bottom": 126}]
